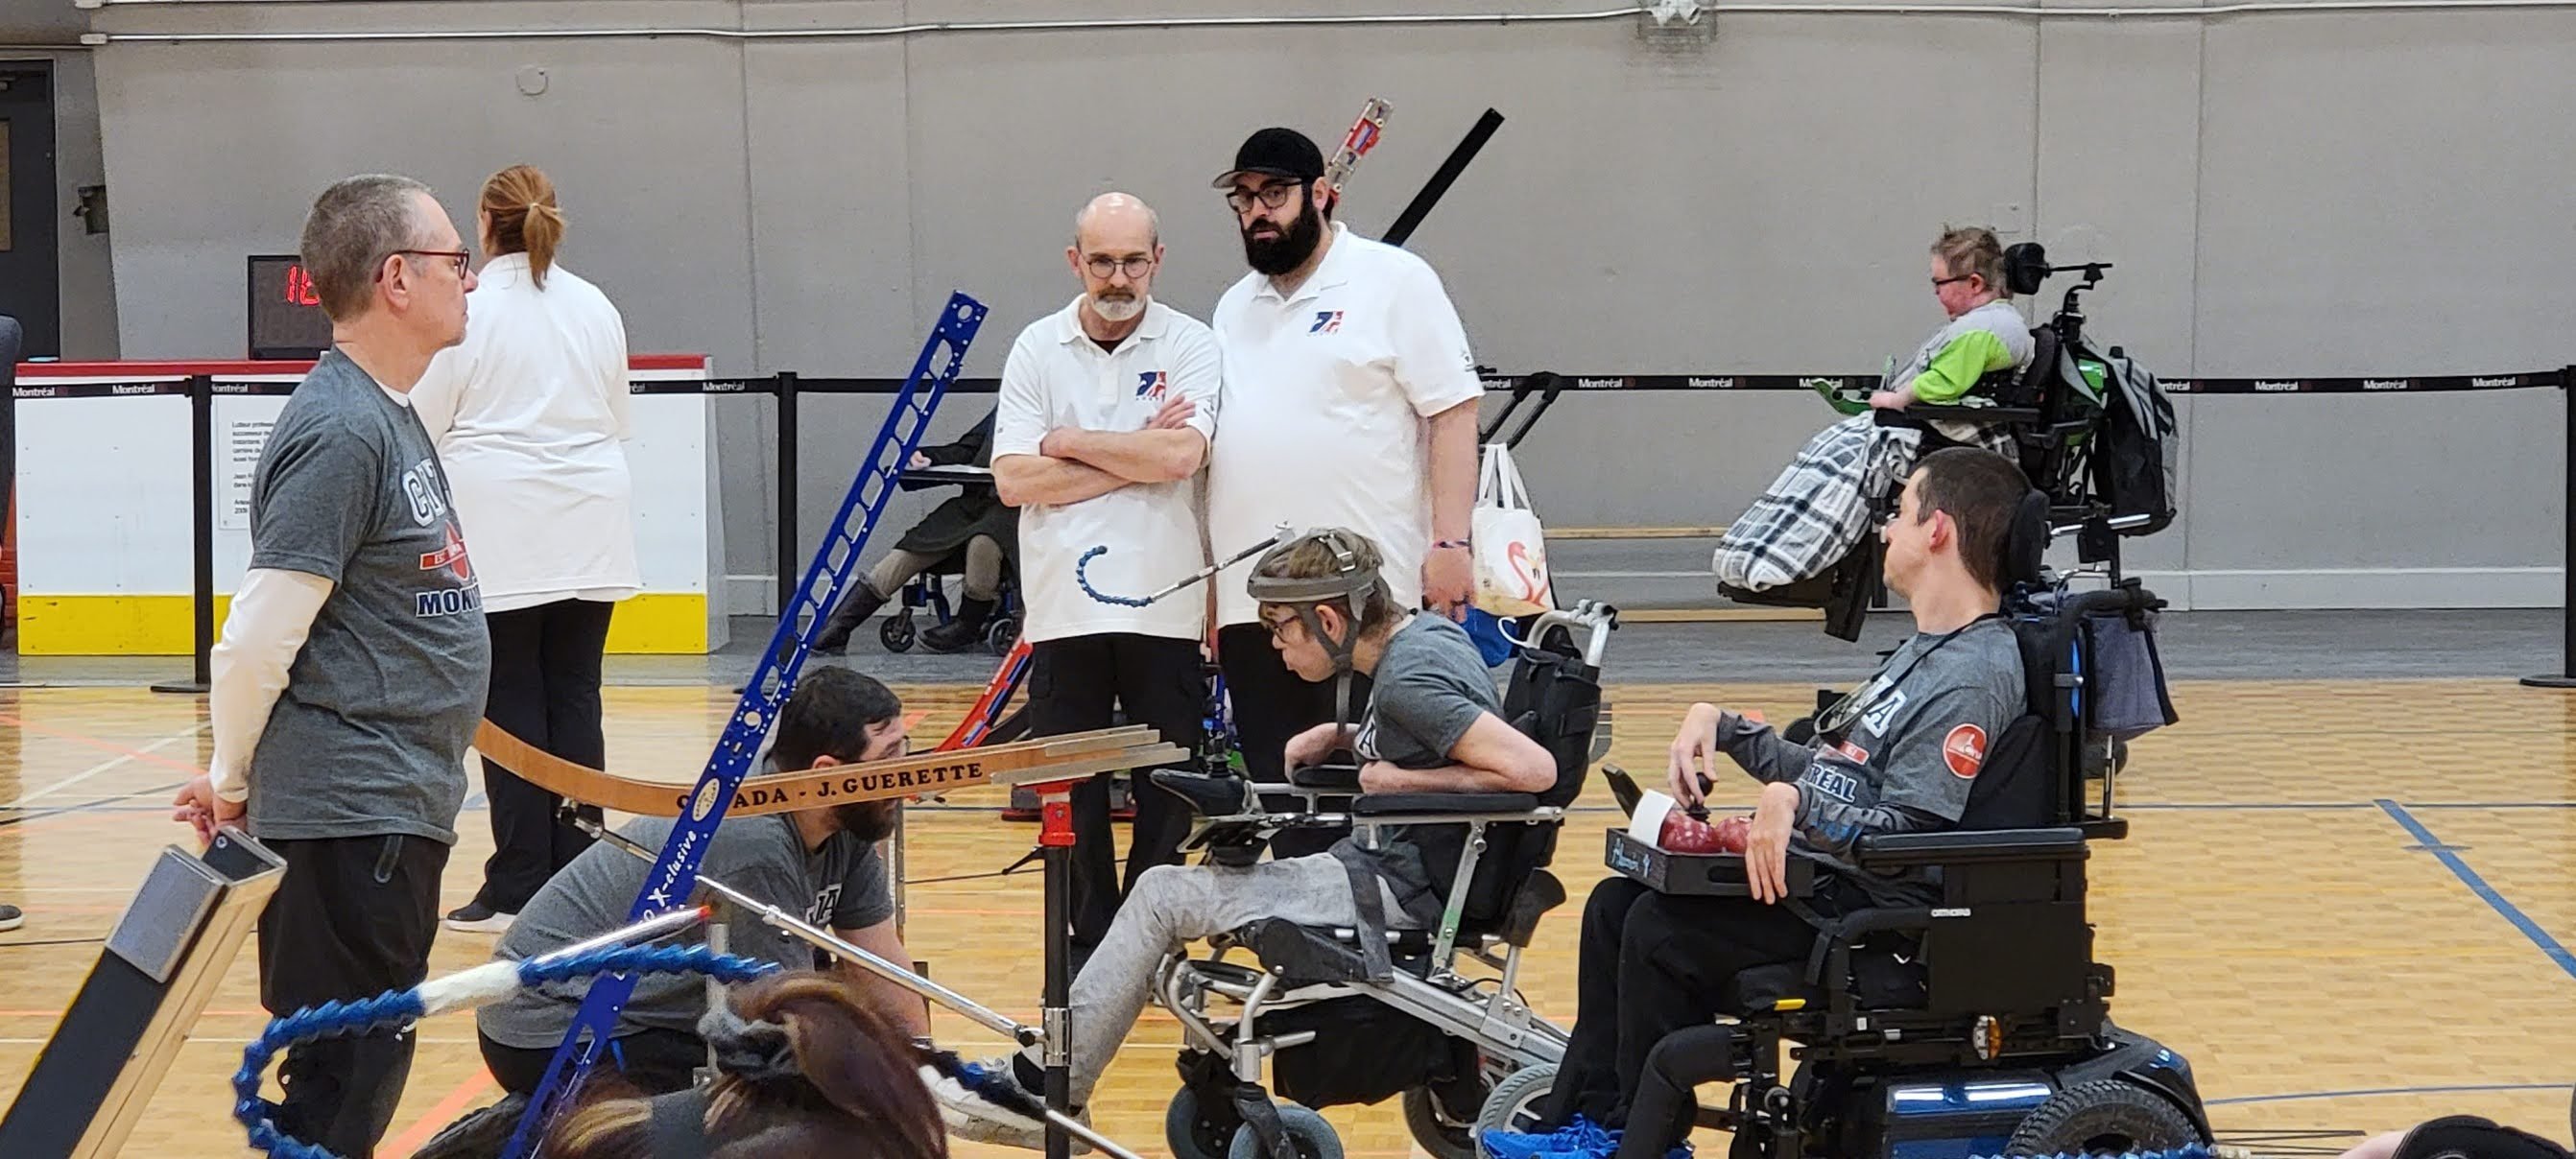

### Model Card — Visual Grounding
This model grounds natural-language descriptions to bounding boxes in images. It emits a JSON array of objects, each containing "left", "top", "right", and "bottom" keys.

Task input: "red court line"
[
  {"left": 0, "top": 711, "right": 208, "bottom": 774},
  {"left": 384, "top": 1070, "right": 496, "bottom": 1157}
]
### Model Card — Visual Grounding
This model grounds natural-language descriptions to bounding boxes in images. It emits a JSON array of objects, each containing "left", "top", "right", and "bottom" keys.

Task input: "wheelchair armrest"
[
  {"left": 1896, "top": 403, "right": 2043, "bottom": 425},
  {"left": 1353, "top": 792, "right": 1541, "bottom": 816},
  {"left": 1851, "top": 826, "right": 2087, "bottom": 871},
  {"left": 1289, "top": 762, "right": 1364, "bottom": 791}
]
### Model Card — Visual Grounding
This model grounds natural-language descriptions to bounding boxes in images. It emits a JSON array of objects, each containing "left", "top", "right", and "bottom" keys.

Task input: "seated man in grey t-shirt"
[
  {"left": 473, "top": 666, "right": 926, "bottom": 1097},
  {"left": 933, "top": 529, "right": 1562, "bottom": 1148}
]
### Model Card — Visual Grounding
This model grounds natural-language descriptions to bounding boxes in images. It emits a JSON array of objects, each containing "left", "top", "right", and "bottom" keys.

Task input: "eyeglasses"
[
  {"left": 385, "top": 249, "right": 471, "bottom": 278},
  {"left": 1258, "top": 612, "right": 1300, "bottom": 639},
  {"left": 1084, "top": 254, "right": 1155, "bottom": 279},
  {"left": 1931, "top": 273, "right": 1976, "bottom": 288},
  {"left": 1225, "top": 182, "right": 1307, "bottom": 214}
]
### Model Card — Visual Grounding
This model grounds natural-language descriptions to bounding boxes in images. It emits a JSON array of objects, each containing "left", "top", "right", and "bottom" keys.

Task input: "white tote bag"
[{"left": 1471, "top": 442, "right": 1555, "bottom": 617}]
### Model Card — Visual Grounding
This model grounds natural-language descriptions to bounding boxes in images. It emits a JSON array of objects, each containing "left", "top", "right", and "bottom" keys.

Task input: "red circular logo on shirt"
[{"left": 1943, "top": 723, "right": 1988, "bottom": 779}]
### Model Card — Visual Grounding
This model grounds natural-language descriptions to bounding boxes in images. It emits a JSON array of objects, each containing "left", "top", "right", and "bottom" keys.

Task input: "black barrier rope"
[
  {"left": 14, "top": 365, "right": 2566, "bottom": 692},
  {"left": 17, "top": 367, "right": 2568, "bottom": 400}
]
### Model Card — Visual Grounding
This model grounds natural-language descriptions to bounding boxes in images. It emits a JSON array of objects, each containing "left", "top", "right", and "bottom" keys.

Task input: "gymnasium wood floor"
[{"left": 2, "top": 675, "right": 2570, "bottom": 1157}]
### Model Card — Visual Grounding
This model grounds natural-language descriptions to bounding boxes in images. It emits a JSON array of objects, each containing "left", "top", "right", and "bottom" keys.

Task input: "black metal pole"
[
  {"left": 1380, "top": 108, "right": 1504, "bottom": 248},
  {"left": 2522, "top": 364, "right": 2576, "bottom": 688},
  {"left": 1039, "top": 787, "right": 1074, "bottom": 1159},
  {"left": 775, "top": 372, "right": 800, "bottom": 627},
  {"left": 153, "top": 375, "right": 214, "bottom": 695}
]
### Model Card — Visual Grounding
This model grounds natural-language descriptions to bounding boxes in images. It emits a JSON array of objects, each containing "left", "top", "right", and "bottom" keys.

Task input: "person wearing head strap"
[{"left": 928, "top": 527, "right": 1559, "bottom": 1149}]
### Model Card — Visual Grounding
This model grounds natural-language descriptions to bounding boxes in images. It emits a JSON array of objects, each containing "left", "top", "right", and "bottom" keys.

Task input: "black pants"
[
  {"left": 1028, "top": 633, "right": 1207, "bottom": 947},
  {"left": 480, "top": 1026, "right": 709, "bottom": 1098},
  {"left": 473, "top": 599, "right": 613, "bottom": 913},
  {"left": 1537, "top": 877, "right": 1825, "bottom": 1134},
  {"left": 256, "top": 833, "right": 450, "bottom": 1159},
  {"left": 1215, "top": 623, "right": 1373, "bottom": 860}
]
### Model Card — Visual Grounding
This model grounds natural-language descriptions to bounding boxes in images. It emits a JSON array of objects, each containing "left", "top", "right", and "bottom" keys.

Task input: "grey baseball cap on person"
[{"left": 1213, "top": 127, "right": 1325, "bottom": 187}]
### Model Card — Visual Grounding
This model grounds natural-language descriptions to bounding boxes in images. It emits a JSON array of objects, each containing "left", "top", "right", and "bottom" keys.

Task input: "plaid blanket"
[{"left": 1714, "top": 414, "right": 2014, "bottom": 592}]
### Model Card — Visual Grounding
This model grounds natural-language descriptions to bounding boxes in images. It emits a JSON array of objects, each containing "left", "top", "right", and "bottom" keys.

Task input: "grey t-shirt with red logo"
[
  {"left": 244, "top": 348, "right": 491, "bottom": 846},
  {"left": 1717, "top": 616, "right": 2023, "bottom": 904}
]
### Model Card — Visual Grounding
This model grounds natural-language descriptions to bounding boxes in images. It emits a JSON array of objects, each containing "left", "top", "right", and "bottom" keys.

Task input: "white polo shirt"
[
  {"left": 990, "top": 296, "right": 1223, "bottom": 644},
  {"left": 1205, "top": 222, "right": 1483, "bottom": 628}
]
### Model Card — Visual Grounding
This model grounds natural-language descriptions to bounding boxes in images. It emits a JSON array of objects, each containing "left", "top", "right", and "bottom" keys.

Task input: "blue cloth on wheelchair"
[{"left": 2080, "top": 609, "right": 2177, "bottom": 740}]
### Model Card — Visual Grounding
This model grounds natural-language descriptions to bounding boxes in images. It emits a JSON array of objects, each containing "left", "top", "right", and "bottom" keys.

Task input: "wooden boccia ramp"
[
  {"left": 475, "top": 719, "right": 1182, "bottom": 819},
  {"left": 0, "top": 827, "right": 284, "bottom": 1159}
]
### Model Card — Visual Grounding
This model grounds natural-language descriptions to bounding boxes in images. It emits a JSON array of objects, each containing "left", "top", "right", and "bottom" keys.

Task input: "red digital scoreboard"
[{"left": 247, "top": 254, "right": 334, "bottom": 359}]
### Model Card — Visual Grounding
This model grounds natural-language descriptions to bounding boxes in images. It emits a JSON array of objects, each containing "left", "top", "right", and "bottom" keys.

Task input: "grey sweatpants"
[{"left": 1025, "top": 852, "right": 1416, "bottom": 1105}]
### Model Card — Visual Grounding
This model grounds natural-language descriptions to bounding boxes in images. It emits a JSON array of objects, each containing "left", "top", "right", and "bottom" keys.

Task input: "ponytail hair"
[{"left": 480, "top": 163, "right": 565, "bottom": 289}]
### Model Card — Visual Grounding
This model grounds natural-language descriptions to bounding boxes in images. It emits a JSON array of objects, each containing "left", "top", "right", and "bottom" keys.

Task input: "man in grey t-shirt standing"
[{"left": 172, "top": 174, "right": 488, "bottom": 1158}]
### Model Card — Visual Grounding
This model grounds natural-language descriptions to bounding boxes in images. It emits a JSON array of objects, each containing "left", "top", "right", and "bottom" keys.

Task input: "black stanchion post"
[
  {"left": 775, "top": 371, "right": 800, "bottom": 627},
  {"left": 154, "top": 374, "right": 215, "bottom": 695},
  {"left": 2523, "top": 364, "right": 2576, "bottom": 688},
  {"left": 1037, "top": 783, "right": 1075, "bottom": 1159}
]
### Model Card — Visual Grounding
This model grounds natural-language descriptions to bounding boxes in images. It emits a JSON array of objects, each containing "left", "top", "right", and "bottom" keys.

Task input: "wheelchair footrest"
[{"left": 1605, "top": 829, "right": 1817, "bottom": 898}]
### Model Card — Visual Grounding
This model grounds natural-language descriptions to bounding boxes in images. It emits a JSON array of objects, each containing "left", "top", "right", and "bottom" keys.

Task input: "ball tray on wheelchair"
[{"left": 1604, "top": 829, "right": 1816, "bottom": 898}]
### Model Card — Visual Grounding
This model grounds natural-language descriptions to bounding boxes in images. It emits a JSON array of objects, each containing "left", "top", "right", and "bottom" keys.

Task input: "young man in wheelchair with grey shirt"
[
  {"left": 1496, "top": 447, "right": 2034, "bottom": 1159},
  {"left": 933, "top": 528, "right": 1560, "bottom": 1147}
]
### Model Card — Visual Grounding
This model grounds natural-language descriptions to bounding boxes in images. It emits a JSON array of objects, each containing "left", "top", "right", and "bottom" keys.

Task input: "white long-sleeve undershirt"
[{"left": 206, "top": 568, "right": 334, "bottom": 803}]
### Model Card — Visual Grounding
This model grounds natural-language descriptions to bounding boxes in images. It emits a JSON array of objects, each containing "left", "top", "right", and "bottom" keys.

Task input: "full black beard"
[
  {"left": 1242, "top": 198, "right": 1324, "bottom": 276},
  {"left": 831, "top": 799, "right": 899, "bottom": 843}
]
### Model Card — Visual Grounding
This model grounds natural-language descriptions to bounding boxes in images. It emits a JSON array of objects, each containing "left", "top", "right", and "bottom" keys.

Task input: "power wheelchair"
[
  {"left": 1480, "top": 497, "right": 2204, "bottom": 1159},
  {"left": 1142, "top": 601, "right": 1620, "bottom": 1159},
  {"left": 1723, "top": 244, "right": 2161, "bottom": 643}
]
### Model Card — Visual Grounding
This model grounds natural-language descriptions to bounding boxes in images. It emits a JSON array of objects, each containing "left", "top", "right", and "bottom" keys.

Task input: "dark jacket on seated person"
[{"left": 895, "top": 411, "right": 1018, "bottom": 565}]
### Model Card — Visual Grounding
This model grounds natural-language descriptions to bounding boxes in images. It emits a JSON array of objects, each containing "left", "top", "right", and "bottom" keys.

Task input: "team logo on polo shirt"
[
  {"left": 1309, "top": 310, "right": 1344, "bottom": 334},
  {"left": 1136, "top": 370, "right": 1168, "bottom": 401}
]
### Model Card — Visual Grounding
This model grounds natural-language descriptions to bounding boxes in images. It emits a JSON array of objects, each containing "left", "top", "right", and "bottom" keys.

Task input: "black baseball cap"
[{"left": 1213, "top": 127, "right": 1324, "bottom": 188}]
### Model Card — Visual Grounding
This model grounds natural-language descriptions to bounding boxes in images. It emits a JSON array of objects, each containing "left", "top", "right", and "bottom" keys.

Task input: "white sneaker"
[
  {"left": 442, "top": 902, "right": 515, "bottom": 934},
  {"left": 925, "top": 1055, "right": 1084, "bottom": 1151}
]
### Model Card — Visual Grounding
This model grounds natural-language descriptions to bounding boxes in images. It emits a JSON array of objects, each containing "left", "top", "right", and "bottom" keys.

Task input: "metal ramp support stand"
[{"left": 0, "top": 828, "right": 288, "bottom": 1158}]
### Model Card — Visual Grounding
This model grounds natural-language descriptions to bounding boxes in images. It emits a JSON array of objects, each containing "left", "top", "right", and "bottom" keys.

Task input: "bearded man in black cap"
[{"left": 1202, "top": 125, "right": 1488, "bottom": 856}]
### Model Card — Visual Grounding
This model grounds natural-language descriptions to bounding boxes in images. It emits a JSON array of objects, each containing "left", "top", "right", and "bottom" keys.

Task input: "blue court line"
[
  {"left": 2208, "top": 1081, "right": 2571, "bottom": 1107},
  {"left": 2376, "top": 798, "right": 2576, "bottom": 981}
]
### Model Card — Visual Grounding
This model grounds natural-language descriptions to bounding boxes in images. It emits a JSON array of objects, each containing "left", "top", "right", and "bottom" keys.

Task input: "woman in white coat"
[{"left": 413, "top": 164, "right": 640, "bottom": 933}]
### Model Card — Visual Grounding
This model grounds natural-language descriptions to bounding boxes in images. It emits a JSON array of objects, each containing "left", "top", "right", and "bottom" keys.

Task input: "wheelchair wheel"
[
  {"left": 2004, "top": 1079, "right": 2200, "bottom": 1157},
  {"left": 987, "top": 613, "right": 1020, "bottom": 654},
  {"left": 1472, "top": 1063, "right": 1557, "bottom": 1152},
  {"left": 1165, "top": 1085, "right": 1237, "bottom": 1159},
  {"left": 1226, "top": 1102, "right": 1343, "bottom": 1159},
  {"left": 880, "top": 611, "right": 917, "bottom": 653},
  {"left": 1402, "top": 1084, "right": 1483, "bottom": 1159}
]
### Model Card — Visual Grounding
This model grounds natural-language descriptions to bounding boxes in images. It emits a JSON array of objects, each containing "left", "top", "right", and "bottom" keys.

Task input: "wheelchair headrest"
[
  {"left": 2003, "top": 488, "right": 2049, "bottom": 586},
  {"left": 2002, "top": 242, "right": 2050, "bottom": 296}
]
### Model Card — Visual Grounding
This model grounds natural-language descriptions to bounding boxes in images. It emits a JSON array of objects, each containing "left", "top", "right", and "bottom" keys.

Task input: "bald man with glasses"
[{"left": 990, "top": 191, "right": 1225, "bottom": 954}]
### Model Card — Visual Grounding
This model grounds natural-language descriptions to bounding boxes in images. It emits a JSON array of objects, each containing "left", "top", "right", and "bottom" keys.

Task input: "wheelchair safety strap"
[{"left": 1328, "top": 842, "right": 1398, "bottom": 982}]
